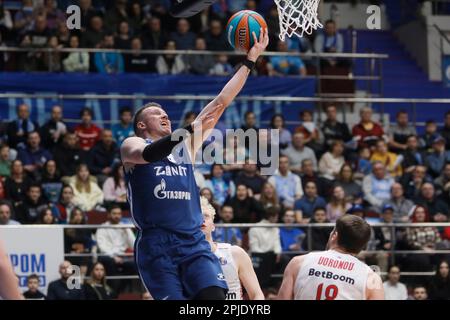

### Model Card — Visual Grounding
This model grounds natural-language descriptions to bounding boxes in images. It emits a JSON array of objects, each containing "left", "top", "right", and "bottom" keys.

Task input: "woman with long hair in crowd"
[
  {"left": 199, "top": 187, "right": 220, "bottom": 219},
  {"left": 84, "top": 262, "right": 117, "bottom": 300},
  {"left": 256, "top": 181, "right": 282, "bottom": 212},
  {"left": 41, "top": 159, "right": 63, "bottom": 204},
  {"left": 69, "top": 164, "right": 104, "bottom": 212},
  {"left": 318, "top": 140, "right": 345, "bottom": 181},
  {"left": 64, "top": 207, "right": 92, "bottom": 273},
  {"left": 334, "top": 164, "right": 362, "bottom": 203},
  {"left": 55, "top": 184, "right": 76, "bottom": 223},
  {"left": 270, "top": 114, "right": 291, "bottom": 150},
  {"left": 37, "top": 206, "right": 56, "bottom": 224},
  {"left": 428, "top": 260, "right": 450, "bottom": 300},
  {"left": 102, "top": 164, "right": 127, "bottom": 208},
  {"left": 326, "top": 185, "right": 351, "bottom": 222},
  {"left": 404, "top": 205, "right": 441, "bottom": 272}
]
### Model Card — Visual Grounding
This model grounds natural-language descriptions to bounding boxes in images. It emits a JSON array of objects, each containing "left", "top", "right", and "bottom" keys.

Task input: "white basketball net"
[{"left": 275, "top": 0, "right": 323, "bottom": 41}]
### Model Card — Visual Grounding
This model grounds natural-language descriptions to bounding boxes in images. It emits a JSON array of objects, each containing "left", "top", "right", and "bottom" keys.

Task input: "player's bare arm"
[
  {"left": 0, "top": 241, "right": 22, "bottom": 300},
  {"left": 366, "top": 269, "right": 385, "bottom": 300},
  {"left": 189, "top": 28, "right": 269, "bottom": 157},
  {"left": 120, "top": 106, "right": 223, "bottom": 166},
  {"left": 277, "top": 255, "right": 304, "bottom": 300},
  {"left": 231, "top": 245, "right": 265, "bottom": 300}
]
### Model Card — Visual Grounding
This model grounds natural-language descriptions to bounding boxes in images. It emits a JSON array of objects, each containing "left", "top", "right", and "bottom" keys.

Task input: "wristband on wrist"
[{"left": 243, "top": 59, "right": 256, "bottom": 70}]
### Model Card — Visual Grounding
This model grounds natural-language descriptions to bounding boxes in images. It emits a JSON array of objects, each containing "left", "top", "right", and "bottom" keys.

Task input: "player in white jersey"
[
  {"left": 200, "top": 197, "right": 264, "bottom": 300},
  {"left": 278, "top": 214, "right": 384, "bottom": 300}
]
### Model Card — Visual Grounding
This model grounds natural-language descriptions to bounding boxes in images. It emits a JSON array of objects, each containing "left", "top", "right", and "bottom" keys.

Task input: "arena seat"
[
  {"left": 86, "top": 211, "right": 108, "bottom": 225},
  {"left": 117, "top": 293, "right": 142, "bottom": 300},
  {"left": 320, "top": 66, "right": 355, "bottom": 95}
]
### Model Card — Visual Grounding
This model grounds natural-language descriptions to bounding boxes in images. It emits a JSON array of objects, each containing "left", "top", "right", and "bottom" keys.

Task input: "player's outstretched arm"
[
  {"left": 0, "top": 240, "right": 22, "bottom": 300},
  {"left": 212, "top": 28, "right": 269, "bottom": 109},
  {"left": 277, "top": 256, "right": 303, "bottom": 300},
  {"left": 121, "top": 127, "right": 203, "bottom": 165},
  {"left": 366, "top": 270, "right": 385, "bottom": 300},
  {"left": 232, "top": 246, "right": 264, "bottom": 300},
  {"left": 189, "top": 28, "right": 269, "bottom": 156}
]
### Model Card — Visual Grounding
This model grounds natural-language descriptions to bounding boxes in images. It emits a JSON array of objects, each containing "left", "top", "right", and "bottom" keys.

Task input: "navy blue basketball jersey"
[{"left": 124, "top": 139, "right": 202, "bottom": 235}]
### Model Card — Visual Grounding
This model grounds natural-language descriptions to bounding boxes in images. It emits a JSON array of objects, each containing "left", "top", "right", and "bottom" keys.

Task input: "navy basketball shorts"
[{"left": 135, "top": 228, "right": 228, "bottom": 300}]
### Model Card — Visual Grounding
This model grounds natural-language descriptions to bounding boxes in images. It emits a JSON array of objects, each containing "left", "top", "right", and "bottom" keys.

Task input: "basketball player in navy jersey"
[{"left": 121, "top": 29, "right": 269, "bottom": 300}]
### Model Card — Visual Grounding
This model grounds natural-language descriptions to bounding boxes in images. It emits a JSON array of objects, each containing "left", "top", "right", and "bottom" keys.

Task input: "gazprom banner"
[
  {"left": 0, "top": 73, "right": 315, "bottom": 130},
  {"left": 0, "top": 226, "right": 64, "bottom": 294}
]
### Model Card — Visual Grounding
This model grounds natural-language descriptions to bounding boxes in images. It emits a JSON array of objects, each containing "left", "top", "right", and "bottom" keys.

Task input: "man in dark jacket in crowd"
[
  {"left": 303, "top": 207, "right": 332, "bottom": 251},
  {"left": 14, "top": 183, "right": 48, "bottom": 224},
  {"left": 17, "top": 131, "right": 52, "bottom": 180},
  {"left": 47, "top": 260, "right": 85, "bottom": 300},
  {"left": 40, "top": 105, "right": 67, "bottom": 150},
  {"left": 53, "top": 132, "right": 84, "bottom": 177},
  {"left": 88, "top": 129, "right": 119, "bottom": 185},
  {"left": 7, "top": 104, "right": 39, "bottom": 149}
]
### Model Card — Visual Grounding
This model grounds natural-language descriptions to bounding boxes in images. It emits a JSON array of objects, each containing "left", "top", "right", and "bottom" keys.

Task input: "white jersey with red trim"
[
  {"left": 294, "top": 249, "right": 372, "bottom": 300},
  {"left": 214, "top": 243, "right": 243, "bottom": 300}
]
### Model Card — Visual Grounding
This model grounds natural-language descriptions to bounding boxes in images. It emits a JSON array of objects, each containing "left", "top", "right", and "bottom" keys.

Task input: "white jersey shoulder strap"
[{"left": 214, "top": 243, "right": 243, "bottom": 300}]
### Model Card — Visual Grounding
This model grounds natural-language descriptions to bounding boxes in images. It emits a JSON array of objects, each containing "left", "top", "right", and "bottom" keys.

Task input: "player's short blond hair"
[{"left": 200, "top": 196, "right": 216, "bottom": 219}]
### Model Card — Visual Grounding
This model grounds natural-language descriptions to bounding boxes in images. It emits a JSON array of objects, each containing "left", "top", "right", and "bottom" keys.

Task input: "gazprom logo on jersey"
[
  {"left": 10, "top": 253, "right": 46, "bottom": 287},
  {"left": 154, "top": 178, "right": 192, "bottom": 200}
]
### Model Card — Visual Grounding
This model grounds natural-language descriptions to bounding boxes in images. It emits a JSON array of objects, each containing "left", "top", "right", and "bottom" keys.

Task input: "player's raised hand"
[{"left": 247, "top": 27, "right": 269, "bottom": 62}]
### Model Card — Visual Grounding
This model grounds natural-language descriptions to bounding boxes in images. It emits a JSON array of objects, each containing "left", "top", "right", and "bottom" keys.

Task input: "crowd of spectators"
[
  {"left": 0, "top": 0, "right": 349, "bottom": 75},
  {"left": 1, "top": 102, "right": 450, "bottom": 298},
  {"left": 1, "top": 0, "right": 450, "bottom": 300}
]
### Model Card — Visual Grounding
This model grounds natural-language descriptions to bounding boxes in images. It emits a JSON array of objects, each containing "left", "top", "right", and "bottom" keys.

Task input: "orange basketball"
[{"left": 226, "top": 10, "right": 268, "bottom": 52}]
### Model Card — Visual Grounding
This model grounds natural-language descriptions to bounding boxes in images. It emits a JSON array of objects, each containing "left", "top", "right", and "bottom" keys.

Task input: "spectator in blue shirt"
[
  {"left": 209, "top": 54, "right": 234, "bottom": 76},
  {"left": 287, "top": 36, "right": 312, "bottom": 54},
  {"left": 425, "top": 136, "right": 450, "bottom": 178},
  {"left": 286, "top": 35, "right": 313, "bottom": 66},
  {"left": 212, "top": 205, "right": 242, "bottom": 246},
  {"left": 314, "top": 20, "right": 344, "bottom": 55},
  {"left": 17, "top": 131, "right": 52, "bottom": 180},
  {"left": 268, "top": 40, "right": 307, "bottom": 76},
  {"left": 205, "top": 164, "right": 236, "bottom": 206},
  {"left": 111, "top": 106, "right": 134, "bottom": 146},
  {"left": 279, "top": 209, "right": 305, "bottom": 252},
  {"left": 294, "top": 181, "right": 327, "bottom": 223},
  {"left": 355, "top": 146, "right": 372, "bottom": 180},
  {"left": 94, "top": 34, "right": 124, "bottom": 74},
  {"left": 313, "top": 19, "right": 350, "bottom": 68}
]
